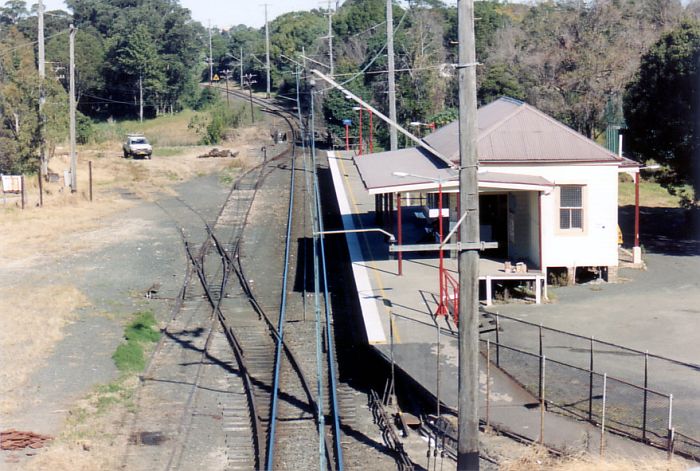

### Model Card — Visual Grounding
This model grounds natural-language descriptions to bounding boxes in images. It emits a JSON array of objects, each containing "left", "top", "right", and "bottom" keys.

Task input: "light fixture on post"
[
  {"left": 409, "top": 121, "right": 436, "bottom": 137},
  {"left": 342, "top": 118, "right": 352, "bottom": 151}
]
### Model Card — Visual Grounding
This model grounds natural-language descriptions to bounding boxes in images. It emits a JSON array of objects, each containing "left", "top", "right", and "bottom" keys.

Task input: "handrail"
[{"left": 485, "top": 312, "right": 700, "bottom": 370}]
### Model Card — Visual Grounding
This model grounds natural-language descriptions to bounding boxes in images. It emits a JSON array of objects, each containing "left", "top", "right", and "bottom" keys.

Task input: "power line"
[
  {"left": 315, "top": 8, "right": 409, "bottom": 93},
  {"left": 0, "top": 29, "right": 69, "bottom": 58}
]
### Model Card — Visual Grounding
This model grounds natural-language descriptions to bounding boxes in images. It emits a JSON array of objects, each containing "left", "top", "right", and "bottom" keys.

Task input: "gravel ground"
[{"left": 0, "top": 172, "right": 231, "bottom": 468}]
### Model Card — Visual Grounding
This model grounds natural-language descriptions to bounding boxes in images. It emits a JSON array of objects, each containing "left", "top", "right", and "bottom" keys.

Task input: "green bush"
[
  {"left": 76, "top": 113, "right": 95, "bottom": 144},
  {"left": 195, "top": 87, "right": 219, "bottom": 111}
]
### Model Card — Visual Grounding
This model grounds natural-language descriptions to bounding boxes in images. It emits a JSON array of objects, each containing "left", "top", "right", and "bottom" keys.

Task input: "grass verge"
[{"left": 112, "top": 310, "right": 160, "bottom": 373}]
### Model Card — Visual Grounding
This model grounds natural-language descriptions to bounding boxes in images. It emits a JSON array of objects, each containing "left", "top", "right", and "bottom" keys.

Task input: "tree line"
[{"left": 0, "top": 0, "right": 697, "bottom": 200}]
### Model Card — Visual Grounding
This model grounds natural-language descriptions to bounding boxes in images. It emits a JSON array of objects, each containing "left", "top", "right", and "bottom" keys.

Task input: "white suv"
[{"left": 123, "top": 134, "right": 153, "bottom": 159}]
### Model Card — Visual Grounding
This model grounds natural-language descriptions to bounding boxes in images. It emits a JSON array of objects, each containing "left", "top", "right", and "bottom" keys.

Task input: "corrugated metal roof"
[
  {"left": 420, "top": 97, "right": 622, "bottom": 164},
  {"left": 354, "top": 147, "right": 456, "bottom": 191},
  {"left": 352, "top": 149, "right": 553, "bottom": 193}
]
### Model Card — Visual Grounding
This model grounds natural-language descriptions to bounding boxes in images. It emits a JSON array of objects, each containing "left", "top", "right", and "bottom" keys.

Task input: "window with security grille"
[{"left": 559, "top": 185, "right": 583, "bottom": 229}]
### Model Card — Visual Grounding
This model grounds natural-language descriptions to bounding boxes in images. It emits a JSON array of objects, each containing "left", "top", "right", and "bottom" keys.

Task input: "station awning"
[{"left": 352, "top": 148, "right": 554, "bottom": 195}]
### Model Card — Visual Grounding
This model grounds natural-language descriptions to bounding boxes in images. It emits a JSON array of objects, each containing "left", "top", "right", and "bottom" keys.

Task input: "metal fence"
[{"left": 479, "top": 312, "right": 700, "bottom": 460}]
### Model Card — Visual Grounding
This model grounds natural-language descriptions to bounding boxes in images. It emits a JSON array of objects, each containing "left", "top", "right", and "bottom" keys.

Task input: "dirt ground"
[{"left": 0, "top": 124, "right": 270, "bottom": 468}]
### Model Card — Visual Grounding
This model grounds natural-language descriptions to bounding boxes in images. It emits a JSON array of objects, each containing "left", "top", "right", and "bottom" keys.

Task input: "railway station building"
[{"left": 348, "top": 97, "right": 640, "bottom": 296}]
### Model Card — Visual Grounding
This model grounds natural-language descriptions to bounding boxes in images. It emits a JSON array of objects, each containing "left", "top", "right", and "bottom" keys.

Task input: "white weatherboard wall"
[{"left": 484, "top": 163, "right": 620, "bottom": 269}]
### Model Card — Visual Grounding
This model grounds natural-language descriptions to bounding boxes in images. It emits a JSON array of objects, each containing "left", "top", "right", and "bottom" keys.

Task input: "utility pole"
[
  {"left": 457, "top": 0, "right": 480, "bottom": 468},
  {"left": 208, "top": 20, "right": 213, "bottom": 84},
  {"left": 69, "top": 24, "right": 77, "bottom": 193},
  {"left": 244, "top": 73, "right": 257, "bottom": 123},
  {"left": 240, "top": 47, "right": 244, "bottom": 89},
  {"left": 38, "top": 0, "right": 47, "bottom": 177},
  {"left": 223, "top": 69, "right": 231, "bottom": 105},
  {"left": 265, "top": 4, "right": 271, "bottom": 99},
  {"left": 139, "top": 74, "right": 144, "bottom": 123},
  {"left": 386, "top": 0, "right": 398, "bottom": 151},
  {"left": 327, "top": 0, "right": 334, "bottom": 78}
]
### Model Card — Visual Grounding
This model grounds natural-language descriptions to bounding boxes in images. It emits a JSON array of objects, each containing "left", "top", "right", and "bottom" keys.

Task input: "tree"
[
  {"left": 0, "top": 27, "right": 40, "bottom": 173},
  {"left": 0, "top": 0, "right": 28, "bottom": 25},
  {"left": 624, "top": 20, "right": 700, "bottom": 203},
  {"left": 46, "top": 26, "right": 106, "bottom": 113}
]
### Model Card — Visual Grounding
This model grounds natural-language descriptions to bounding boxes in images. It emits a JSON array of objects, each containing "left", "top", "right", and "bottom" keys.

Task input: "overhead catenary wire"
[{"left": 312, "top": 8, "right": 410, "bottom": 93}]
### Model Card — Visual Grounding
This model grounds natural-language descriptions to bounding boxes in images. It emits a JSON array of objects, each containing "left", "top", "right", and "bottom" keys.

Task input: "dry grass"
[
  {"left": 499, "top": 445, "right": 687, "bottom": 471},
  {"left": 0, "top": 114, "right": 273, "bottom": 471},
  {"left": 0, "top": 284, "right": 89, "bottom": 415},
  {"left": 618, "top": 178, "right": 688, "bottom": 208}
]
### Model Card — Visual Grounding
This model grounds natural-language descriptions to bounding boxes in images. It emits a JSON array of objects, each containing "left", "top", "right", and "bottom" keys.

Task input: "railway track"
[{"left": 124, "top": 94, "right": 346, "bottom": 470}]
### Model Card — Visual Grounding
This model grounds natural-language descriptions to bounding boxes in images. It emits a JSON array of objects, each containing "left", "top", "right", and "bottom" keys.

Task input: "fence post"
[
  {"left": 538, "top": 323, "right": 543, "bottom": 401},
  {"left": 20, "top": 175, "right": 25, "bottom": 210},
  {"left": 540, "top": 354, "right": 546, "bottom": 445},
  {"left": 495, "top": 313, "right": 500, "bottom": 367},
  {"left": 37, "top": 171, "right": 43, "bottom": 207},
  {"left": 89, "top": 160, "right": 93, "bottom": 202},
  {"left": 667, "top": 394, "right": 674, "bottom": 457},
  {"left": 667, "top": 428, "right": 675, "bottom": 461},
  {"left": 588, "top": 336, "right": 594, "bottom": 421},
  {"left": 643, "top": 351, "right": 648, "bottom": 442},
  {"left": 486, "top": 339, "right": 491, "bottom": 429},
  {"left": 600, "top": 373, "right": 607, "bottom": 456}
]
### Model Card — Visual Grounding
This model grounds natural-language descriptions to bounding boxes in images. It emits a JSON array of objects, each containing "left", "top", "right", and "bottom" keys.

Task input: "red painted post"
[
  {"left": 358, "top": 109, "right": 363, "bottom": 155},
  {"left": 634, "top": 172, "right": 640, "bottom": 247},
  {"left": 345, "top": 124, "right": 350, "bottom": 151},
  {"left": 369, "top": 110, "right": 374, "bottom": 153},
  {"left": 437, "top": 182, "right": 446, "bottom": 317},
  {"left": 398, "top": 192, "right": 403, "bottom": 276}
]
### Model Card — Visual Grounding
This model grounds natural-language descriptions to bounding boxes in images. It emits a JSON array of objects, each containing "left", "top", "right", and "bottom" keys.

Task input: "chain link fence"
[{"left": 479, "top": 312, "right": 700, "bottom": 460}]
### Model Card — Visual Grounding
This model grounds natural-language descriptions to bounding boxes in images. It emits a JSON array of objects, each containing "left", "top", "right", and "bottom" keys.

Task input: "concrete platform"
[{"left": 326, "top": 150, "right": 681, "bottom": 461}]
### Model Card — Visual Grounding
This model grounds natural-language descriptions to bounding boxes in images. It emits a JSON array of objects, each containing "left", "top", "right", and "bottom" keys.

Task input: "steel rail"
[
  {"left": 208, "top": 142, "right": 337, "bottom": 468},
  {"left": 199, "top": 87, "right": 343, "bottom": 468},
  {"left": 265, "top": 120, "right": 296, "bottom": 471},
  {"left": 313, "top": 147, "right": 345, "bottom": 470}
]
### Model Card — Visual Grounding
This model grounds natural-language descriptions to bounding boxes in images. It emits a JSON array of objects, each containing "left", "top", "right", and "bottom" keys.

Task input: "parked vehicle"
[{"left": 123, "top": 134, "right": 152, "bottom": 159}]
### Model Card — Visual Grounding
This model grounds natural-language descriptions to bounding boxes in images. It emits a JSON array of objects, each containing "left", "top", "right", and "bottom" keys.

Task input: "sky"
[{"left": 41, "top": 0, "right": 342, "bottom": 29}]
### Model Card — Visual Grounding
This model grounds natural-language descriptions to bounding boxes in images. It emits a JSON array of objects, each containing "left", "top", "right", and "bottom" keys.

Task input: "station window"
[{"left": 559, "top": 185, "right": 583, "bottom": 230}]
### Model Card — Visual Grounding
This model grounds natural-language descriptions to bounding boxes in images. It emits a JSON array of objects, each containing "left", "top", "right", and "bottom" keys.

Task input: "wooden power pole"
[
  {"left": 457, "top": 0, "right": 480, "bottom": 468},
  {"left": 265, "top": 5, "right": 271, "bottom": 99},
  {"left": 208, "top": 20, "right": 213, "bottom": 84},
  {"left": 69, "top": 24, "right": 77, "bottom": 193},
  {"left": 38, "top": 0, "right": 47, "bottom": 177},
  {"left": 386, "top": 0, "right": 398, "bottom": 151}
]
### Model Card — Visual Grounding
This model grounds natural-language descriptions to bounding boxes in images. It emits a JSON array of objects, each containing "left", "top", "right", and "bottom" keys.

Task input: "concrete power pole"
[
  {"left": 208, "top": 20, "right": 213, "bottom": 84},
  {"left": 457, "top": 0, "right": 480, "bottom": 468},
  {"left": 69, "top": 25, "right": 77, "bottom": 193},
  {"left": 265, "top": 5, "right": 271, "bottom": 98},
  {"left": 38, "top": 0, "right": 47, "bottom": 177},
  {"left": 327, "top": 0, "right": 334, "bottom": 78},
  {"left": 386, "top": 0, "right": 398, "bottom": 151}
]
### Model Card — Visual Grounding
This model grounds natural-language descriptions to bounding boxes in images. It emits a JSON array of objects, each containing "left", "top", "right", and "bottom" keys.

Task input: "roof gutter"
[{"left": 311, "top": 69, "right": 457, "bottom": 169}]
